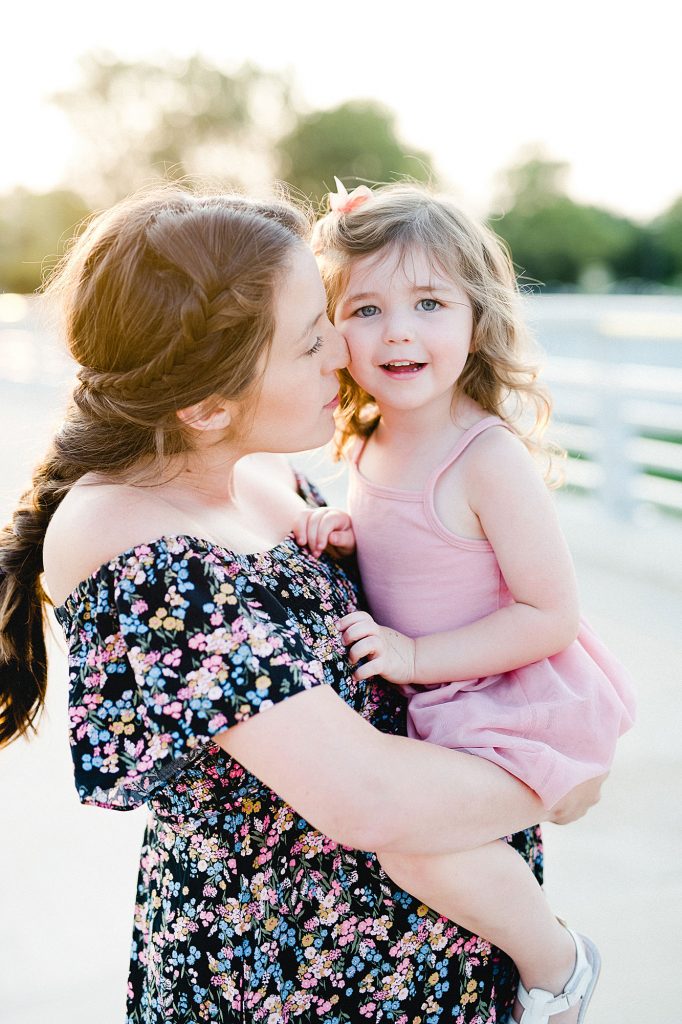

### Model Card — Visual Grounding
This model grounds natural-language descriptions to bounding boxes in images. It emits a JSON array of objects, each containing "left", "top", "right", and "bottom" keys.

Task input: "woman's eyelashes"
[{"left": 304, "top": 336, "right": 324, "bottom": 357}]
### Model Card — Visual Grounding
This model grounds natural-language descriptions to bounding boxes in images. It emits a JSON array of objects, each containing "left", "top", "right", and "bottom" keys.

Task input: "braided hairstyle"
[{"left": 0, "top": 185, "right": 309, "bottom": 746}]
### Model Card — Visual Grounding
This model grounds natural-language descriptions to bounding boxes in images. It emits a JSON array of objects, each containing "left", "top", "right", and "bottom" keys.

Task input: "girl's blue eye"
[
  {"left": 354, "top": 305, "right": 379, "bottom": 318},
  {"left": 417, "top": 298, "right": 441, "bottom": 312},
  {"left": 305, "top": 337, "right": 324, "bottom": 357}
]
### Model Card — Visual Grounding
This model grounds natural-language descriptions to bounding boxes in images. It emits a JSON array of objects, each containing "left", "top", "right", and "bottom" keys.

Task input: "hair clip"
[{"left": 329, "top": 176, "right": 373, "bottom": 215}]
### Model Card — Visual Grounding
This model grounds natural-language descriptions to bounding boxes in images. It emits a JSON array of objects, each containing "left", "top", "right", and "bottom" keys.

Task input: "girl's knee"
[{"left": 377, "top": 850, "right": 426, "bottom": 889}]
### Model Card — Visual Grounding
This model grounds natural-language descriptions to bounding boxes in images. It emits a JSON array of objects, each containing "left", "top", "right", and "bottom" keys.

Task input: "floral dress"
[{"left": 54, "top": 475, "right": 543, "bottom": 1024}]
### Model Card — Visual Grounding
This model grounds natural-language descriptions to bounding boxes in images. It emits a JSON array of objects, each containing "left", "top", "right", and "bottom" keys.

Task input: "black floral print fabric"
[{"left": 54, "top": 474, "right": 542, "bottom": 1023}]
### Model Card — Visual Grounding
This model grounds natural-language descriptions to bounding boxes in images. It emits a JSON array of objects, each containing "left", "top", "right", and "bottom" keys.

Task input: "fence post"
[{"left": 594, "top": 346, "right": 635, "bottom": 520}]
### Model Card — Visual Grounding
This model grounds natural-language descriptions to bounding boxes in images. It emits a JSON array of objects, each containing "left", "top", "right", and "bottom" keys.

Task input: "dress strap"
[{"left": 427, "top": 415, "right": 511, "bottom": 487}]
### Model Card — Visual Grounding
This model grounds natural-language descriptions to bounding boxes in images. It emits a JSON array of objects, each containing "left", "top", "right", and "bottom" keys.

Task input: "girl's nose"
[{"left": 383, "top": 310, "right": 414, "bottom": 345}]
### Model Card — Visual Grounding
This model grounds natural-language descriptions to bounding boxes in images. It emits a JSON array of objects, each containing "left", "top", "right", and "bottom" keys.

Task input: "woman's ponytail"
[{"left": 0, "top": 448, "right": 77, "bottom": 744}]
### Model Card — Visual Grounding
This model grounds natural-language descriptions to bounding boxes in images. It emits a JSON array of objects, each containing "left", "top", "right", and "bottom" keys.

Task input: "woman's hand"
[
  {"left": 337, "top": 610, "right": 417, "bottom": 685},
  {"left": 546, "top": 773, "right": 608, "bottom": 825},
  {"left": 293, "top": 507, "right": 356, "bottom": 559}
]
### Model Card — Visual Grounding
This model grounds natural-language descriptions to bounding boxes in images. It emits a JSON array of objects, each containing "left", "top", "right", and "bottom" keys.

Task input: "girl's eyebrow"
[
  {"left": 411, "top": 282, "right": 455, "bottom": 292},
  {"left": 344, "top": 283, "right": 456, "bottom": 304},
  {"left": 343, "top": 292, "right": 377, "bottom": 304}
]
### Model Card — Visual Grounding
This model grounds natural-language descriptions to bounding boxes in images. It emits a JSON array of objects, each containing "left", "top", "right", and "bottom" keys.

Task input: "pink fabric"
[{"left": 348, "top": 416, "right": 637, "bottom": 806}]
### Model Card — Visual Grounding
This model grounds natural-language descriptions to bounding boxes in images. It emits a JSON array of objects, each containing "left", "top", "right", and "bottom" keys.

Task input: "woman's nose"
[{"left": 327, "top": 324, "right": 349, "bottom": 371}]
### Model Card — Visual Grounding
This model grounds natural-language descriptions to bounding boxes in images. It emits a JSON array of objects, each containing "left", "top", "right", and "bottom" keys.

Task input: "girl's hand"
[
  {"left": 337, "top": 610, "right": 416, "bottom": 685},
  {"left": 292, "top": 507, "right": 356, "bottom": 559}
]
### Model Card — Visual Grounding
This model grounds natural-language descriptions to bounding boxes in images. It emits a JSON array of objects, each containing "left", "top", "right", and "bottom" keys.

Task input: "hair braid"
[
  {"left": 0, "top": 184, "right": 310, "bottom": 746},
  {"left": 0, "top": 444, "right": 83, "bottom": 743}
]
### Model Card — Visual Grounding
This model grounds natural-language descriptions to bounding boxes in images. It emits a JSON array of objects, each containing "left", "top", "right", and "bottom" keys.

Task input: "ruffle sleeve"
[{"left": 61, "top": 534, "right": 340, "bottom": 809}]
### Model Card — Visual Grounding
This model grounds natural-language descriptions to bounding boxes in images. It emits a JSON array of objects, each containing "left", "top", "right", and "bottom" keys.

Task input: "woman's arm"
[
  {"left": 217, "top": 682, "right": 545, "bottom": 856},
  {"left": 341, "top": 430, "right": 581, "bottom": 686}
]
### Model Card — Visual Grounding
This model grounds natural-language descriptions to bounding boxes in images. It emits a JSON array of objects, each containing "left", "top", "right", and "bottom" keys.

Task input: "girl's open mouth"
[{"left": 380, "top": 360, "right": 426, "bottom": 376}]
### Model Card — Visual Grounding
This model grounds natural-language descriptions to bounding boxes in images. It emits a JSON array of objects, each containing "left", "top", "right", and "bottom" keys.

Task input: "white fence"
[
  {"left": 2, "top": 293, "right": 682, "bottom": 522},
  {"left": 547, "top": 358, "right": 682, "bottom": 520}
]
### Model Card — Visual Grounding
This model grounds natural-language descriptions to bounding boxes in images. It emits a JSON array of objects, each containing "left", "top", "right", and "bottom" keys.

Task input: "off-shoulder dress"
[{"left": 54, "top": 474, "right": 543, "bottom": 1023}]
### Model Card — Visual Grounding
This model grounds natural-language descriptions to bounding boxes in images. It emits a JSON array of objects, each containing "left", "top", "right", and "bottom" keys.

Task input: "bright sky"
[{"left": 3, "top": 0, "right": 680, "bottom": 221}]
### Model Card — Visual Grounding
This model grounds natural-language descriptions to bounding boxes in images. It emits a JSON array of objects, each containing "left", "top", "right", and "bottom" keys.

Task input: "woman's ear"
[{"left": 176, "top": 397, "right": 233, "bottom": 433}]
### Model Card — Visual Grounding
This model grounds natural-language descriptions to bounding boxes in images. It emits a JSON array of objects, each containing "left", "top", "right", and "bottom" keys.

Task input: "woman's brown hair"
[
  {"left": 0, "top": 185, "right": 309, "bottom": 746},
  {"left": 312, "top": 183, "right": 557, "bottom": 470}
]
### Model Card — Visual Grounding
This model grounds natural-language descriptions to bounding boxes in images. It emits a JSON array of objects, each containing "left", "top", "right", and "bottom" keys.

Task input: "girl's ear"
[{"left": 176, "top": 397, "right": 233, "bottom": 433}]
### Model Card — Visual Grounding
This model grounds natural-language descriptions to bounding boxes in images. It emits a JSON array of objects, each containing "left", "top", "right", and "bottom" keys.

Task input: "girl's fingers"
[
  {"left": 341, "top": 622, "right": 376, "bottom": 645},
  {"left": 292, "top": 511, "right": 311, "bottom": 546},
  {"left": 348, "top": 637, "right": 379, "bottom": 665},
  {"left": 329, "top": 528, "right": 352, "bottom": 545},
  {"left": 337, "top": 611, "right": 372, "bottom": 631},
  {"left": 353, "top": 660, "right": 380, "bottom": 681},
  {"left": 307, "top": 508, "right": 329, "bottom": 554},
  {"left": 307, "top": 509, "right": 351, "bottom": 556}
]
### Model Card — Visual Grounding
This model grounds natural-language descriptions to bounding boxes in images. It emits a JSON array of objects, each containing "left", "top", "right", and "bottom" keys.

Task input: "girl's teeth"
[{"left": 382, "top": 360, "right": 424, "bottom": 371}]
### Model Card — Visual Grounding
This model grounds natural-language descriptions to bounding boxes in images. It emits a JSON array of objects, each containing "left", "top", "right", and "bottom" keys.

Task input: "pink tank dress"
[{"left": 348, "top": 416, "right": 637, "bottom": 806}]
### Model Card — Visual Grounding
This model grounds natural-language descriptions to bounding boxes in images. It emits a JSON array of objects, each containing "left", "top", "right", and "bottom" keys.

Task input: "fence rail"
[
  {"left": 2, "top": 296, "right": 682, "bottom": 522},
  {"left": 546, "top": 358, "right": 682, "bottom": 519}
]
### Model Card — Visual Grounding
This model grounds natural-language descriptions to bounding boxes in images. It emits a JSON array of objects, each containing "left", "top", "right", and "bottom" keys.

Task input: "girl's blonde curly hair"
[{"left": 312, "top": 182, "right": 560, "bottom": 479}]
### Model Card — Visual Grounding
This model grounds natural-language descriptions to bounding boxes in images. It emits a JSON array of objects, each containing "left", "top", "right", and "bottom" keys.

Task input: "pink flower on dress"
[{"left": 329, "top": 176, "right": 372, "bottom": 215}]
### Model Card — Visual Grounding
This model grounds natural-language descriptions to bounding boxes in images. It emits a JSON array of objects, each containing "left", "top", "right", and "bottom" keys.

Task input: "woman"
[{"left": 0, "top": 187, "right": 599, "bottom": 1023}]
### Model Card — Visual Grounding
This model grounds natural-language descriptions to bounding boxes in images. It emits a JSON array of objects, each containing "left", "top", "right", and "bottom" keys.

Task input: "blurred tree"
[
  {"left": 495, "top": 151, "right": 571, "bottom": 212},
  {"left": 491, "top": 150, "right": 640, "bottom": 287},
  {"left": 0, "top": 188, "right": 91, "bottom": 293},
  {"left": 647, "top": 197, "right": 682, "bottom": 285},
  {"left": 52, "top": 53, "right": 295, "bottom": 204},
  {"left": 276, "top": 100, "right": 435, "bottom": 206}
]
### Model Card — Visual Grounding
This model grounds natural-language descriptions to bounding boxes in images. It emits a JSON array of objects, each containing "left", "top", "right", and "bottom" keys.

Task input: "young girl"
[{"left": 297, "top": 181, "right": 637, "bottom": 1024}]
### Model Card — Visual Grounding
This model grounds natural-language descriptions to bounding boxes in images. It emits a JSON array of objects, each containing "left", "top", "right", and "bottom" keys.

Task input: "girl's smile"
[
  {"left": 379, "top": 359, "right": 427, "bottom": 377},
  {"left": 334, "top": 246, "right": 473, "bottom": 415}
]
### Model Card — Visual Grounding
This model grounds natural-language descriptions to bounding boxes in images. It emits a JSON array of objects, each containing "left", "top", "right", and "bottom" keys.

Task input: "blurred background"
[{"left": 1, "top": 2, "right": 680, "bottom": 1022}]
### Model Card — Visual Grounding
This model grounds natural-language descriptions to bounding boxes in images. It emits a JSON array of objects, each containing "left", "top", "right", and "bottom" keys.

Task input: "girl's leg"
[{"left": 378, "top": 843, "right": 581, "bottom": 1023}]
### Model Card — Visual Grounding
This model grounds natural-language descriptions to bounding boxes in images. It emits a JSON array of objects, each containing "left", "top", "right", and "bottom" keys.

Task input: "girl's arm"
[{"left": 341, "top": 429, "right": 580, "bottom": 686}]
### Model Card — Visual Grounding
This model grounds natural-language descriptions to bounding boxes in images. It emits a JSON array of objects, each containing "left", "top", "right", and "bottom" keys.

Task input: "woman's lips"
[{"left": 324, "top": 393, "right": 340, "bottom": 410}]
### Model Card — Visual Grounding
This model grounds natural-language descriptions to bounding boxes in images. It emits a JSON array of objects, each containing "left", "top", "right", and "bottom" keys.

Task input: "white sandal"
[{"left": 514, "top": 925, "right": 601, "bottom": 1023}]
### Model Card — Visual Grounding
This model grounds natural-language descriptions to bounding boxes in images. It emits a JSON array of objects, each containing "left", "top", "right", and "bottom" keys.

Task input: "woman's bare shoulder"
[{"left": 43, "top": 480, "right": 176, "bottom": 606}]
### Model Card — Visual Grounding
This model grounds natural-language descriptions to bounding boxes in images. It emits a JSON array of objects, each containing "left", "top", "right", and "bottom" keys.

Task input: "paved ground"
[{"left": 0, "top": 399, "right": 680, "bottom": 1023}]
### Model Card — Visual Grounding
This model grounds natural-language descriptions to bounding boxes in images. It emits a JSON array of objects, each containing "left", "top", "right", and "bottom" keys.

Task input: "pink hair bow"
[{"left": 329, "top": 176, "right": 373, "bottom": 215}]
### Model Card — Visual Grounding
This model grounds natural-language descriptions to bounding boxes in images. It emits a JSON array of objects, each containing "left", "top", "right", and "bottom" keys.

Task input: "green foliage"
[
  {"left": 648, "top": 198, "right": 682, "bottom": 284},
  {"left": 0, "top": 189, "right": 91, "bottom": 293},
  {"left": 52, "top": 53, "right": 294, "bottom": 204},
  {"left": 492, "top": 196, "right": 639, "bottom": 286},
  {"left": 276, "top": 100, "right": 434, "bottom": 206},
  {"left": 491, "top": 152, "right": 642, "bottom": 287},
  {"left": 2, "top": 53, "right": 680, "bottom": 294}
]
